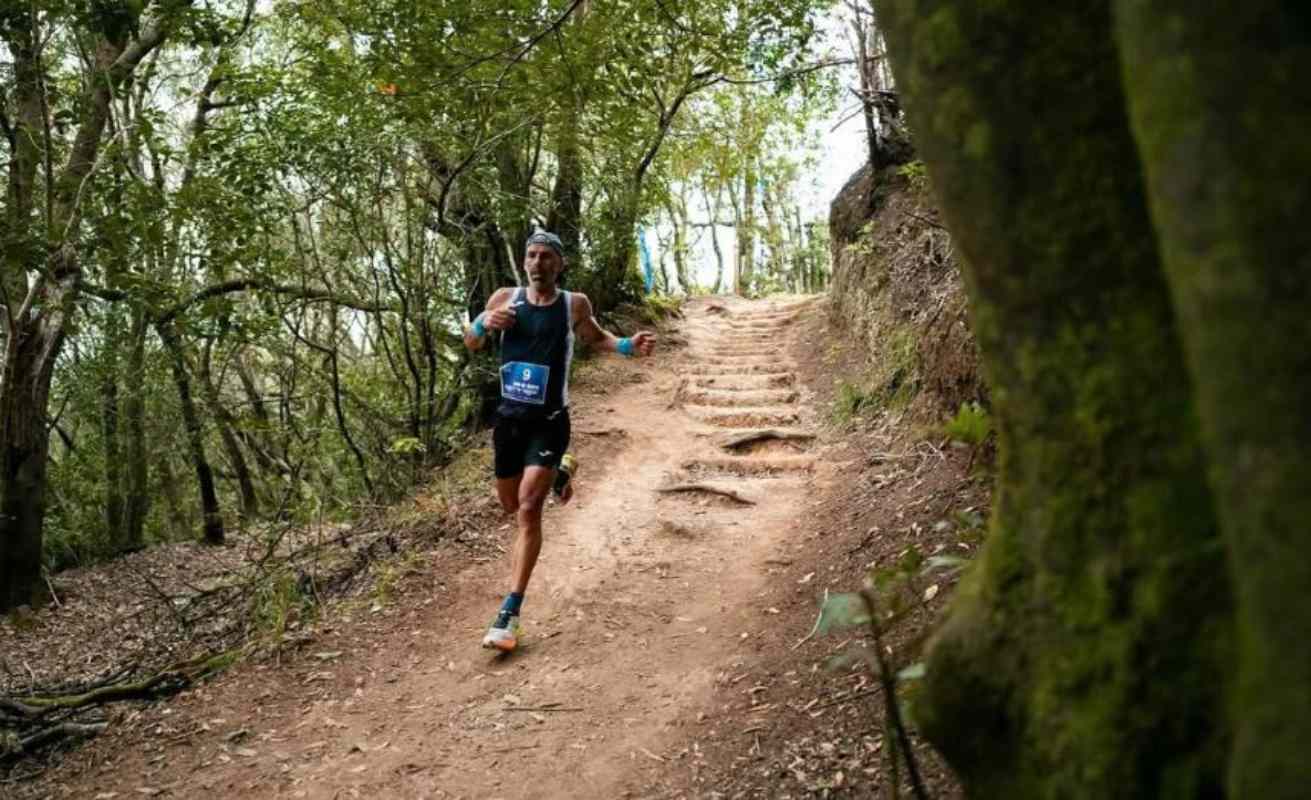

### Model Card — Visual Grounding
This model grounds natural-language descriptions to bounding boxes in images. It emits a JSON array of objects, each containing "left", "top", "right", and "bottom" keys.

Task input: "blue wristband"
[
  {"left": 617, "top": 337, "right": 635, "bottom": 357},
  {"left": 472, "top": 316, "right": 488, "bottom": 338}
]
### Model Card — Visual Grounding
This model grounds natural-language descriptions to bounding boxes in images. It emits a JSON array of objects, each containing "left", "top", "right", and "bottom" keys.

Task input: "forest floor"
[{"left": 11, "top": 295, "right": 986, "bottom": 799}]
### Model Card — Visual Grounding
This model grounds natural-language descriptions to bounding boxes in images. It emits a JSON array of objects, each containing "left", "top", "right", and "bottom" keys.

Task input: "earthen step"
[
  {"left": 684, "top": 365, "right": 795, "bottom": 376},
  {"left": 687, "top": 406, "right": 802, "bottom": 428},
  {"left": 683, "top": 388, "right": 799, "bottom": 407},
  {"left": 705, "top": 347, "right": 784, "bottom": 357},
  {"left": 691, "top": 355, "right": 788, "bottom": 367},
  {"left": 693, "top": 373, "right": 796, "bottom": 390},
  {"left": 678, "top": 456, "right": 814, "bottom": 479}
]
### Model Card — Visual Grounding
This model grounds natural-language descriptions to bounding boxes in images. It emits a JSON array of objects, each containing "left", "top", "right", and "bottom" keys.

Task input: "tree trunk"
[
  {"left": 1115, "top": 4, "right": 1311, "bottom": 794},
  {"left": 199, "top": 341, "right": 259, "bottom": 518},
  {"left": 727, "top": 180, "right": 743, "bottom": 295},
  {"left": 655, "top": 228, "right": 671, "bottom": 295},
  {"left": 667, "top": 192, "right": 691, "bottom": 293},
  {"left": 156, "top": 322, "right": 224, "bottom": 545},
  {"left": 851, "top": 8, "right": 881, "bottom": 171},
  {"left": 122, "top": 308, "right": 148, "bottom": 548},
  {"left": 155, "top": 450, "right": 192, "bottom": 537},
  {"left": 591, "top": 198, "right": 642, "bottom": 312},
  {"left": 739, "top": 158, "right": 756, "bottom": 294},
  {"left": 0, "top": 317, "right": 62, "bottom": 611},
  {"left": 100, "top": 310, "right": 126, "bottom": 551},
  {"left": 876, "top": 1, "right": 1230, "bottom": 795},
  {"left": 708, "top": 184, "right": 727, "bottom": 294},
  {"left": 761, "top": 181, "right": 784, "bottom": 282}
]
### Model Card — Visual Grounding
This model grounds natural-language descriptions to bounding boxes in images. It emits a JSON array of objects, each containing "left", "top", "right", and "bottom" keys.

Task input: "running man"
[{"left": 464, "top": 231, "right": 656, "bottom": 652}]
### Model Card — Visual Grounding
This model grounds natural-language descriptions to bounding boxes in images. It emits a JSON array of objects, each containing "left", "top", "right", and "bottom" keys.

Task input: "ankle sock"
[{"left": 494, "top": 592, "right": 524, "bottom": 628}]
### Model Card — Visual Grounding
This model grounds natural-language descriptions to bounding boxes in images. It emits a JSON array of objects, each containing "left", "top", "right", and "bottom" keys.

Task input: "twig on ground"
[
  {"left": 904, "top": 210, "right": 946, "bottom": 230},
  {"left": 42, "top": 575, "right": 60, "bottom": 608},
  {"left": 792, "top": 588, "right": 829, "bottom": 650}
]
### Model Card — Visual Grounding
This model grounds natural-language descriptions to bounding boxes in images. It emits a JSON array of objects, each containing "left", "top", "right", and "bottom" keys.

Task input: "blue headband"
[{"left": 526, "top": 231, "right": 564, "bottom": 258}]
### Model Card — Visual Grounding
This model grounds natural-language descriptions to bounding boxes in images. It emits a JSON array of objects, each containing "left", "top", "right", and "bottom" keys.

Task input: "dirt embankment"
[{"left": 827, "top": 162, "right": 984, "bottom": 424}]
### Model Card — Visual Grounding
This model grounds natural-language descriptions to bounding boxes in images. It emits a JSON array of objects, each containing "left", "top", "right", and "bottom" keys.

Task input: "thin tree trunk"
[
  {"left": 122, "top": 308, "right": 148, "bottom": 548},
  {"left": 155, "top": 451, "right": 192, "bottom": 537},
  {"left": 708, "top": 183, "right": 727, "bottom": 293},
  {"left": 100, "top": 309, "right": 126, "bottom": 551},
  {"left": 667, "top": 192, "right": 691, "bottom": 293},
  {"left": 156, "top": 322, "right": 224, "bottom": 545},
  {"left": 726, "top": 179, "right": 743, "bottom": 295},
  {"left": 761, "top": 181, "right": 784, "bottom": 283},
  {"left": 740, "top": 157, "right": 756, "bottom": 293},
  {"left": 199, "top": 341, "right": 259, "bottom": 518},
  {"left": 876, "top": 1, "right": 1230, "bottom": 795}
]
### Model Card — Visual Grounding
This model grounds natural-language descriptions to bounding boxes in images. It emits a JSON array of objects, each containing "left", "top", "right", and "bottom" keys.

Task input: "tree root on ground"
[
  {"left": 716, "top": 429, "right": 815, "bottom": 450},
  {"left": 0, "top": 648, "right": 240, "bottom": 764},
  {"left": 656, "top": 483, "right": 756, "bottom": 505}
]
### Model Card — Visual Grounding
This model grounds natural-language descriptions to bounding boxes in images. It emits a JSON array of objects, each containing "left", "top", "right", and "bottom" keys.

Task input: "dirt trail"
[{"left": 39, "top": 296, "right": 834, "bottom": 799}]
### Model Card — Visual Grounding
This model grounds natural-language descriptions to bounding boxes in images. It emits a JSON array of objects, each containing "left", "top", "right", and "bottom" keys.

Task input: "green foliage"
[
  {"left": 942, "top": 401, "right": 991, "bottom": 445},
  {"left": 6, "top": 0, "right": 834, "bottom": 602},
  {"left": 848, "top": 219, "right": 880, "bottom": 260},
  {"left": 897, "top": 160, "right": 930, "bottom": 191},
  {"left": 639, "top": 293, "right": 685, "bottom": 322},
  {"left": 249, "top": 565, "right": 315, "bottom": 648},
  {"left": 831, "top": 379, "right": 878, "bottom": 427},
  {"left": 387, "top": 437, "right": 427, "bottom": 457},
  {"left": 371, "top": 550, "right": 426, "bottom": 606}
]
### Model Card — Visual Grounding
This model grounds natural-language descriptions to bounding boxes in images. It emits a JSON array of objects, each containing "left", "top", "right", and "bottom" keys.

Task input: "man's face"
[{"left": 524, "top": 244, "right": 563, "bottom": 288}]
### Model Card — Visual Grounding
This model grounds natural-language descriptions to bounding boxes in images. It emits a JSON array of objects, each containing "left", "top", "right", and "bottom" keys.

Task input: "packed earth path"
[{"left": 34, "top": 295, "right": 865, "bottom": 799}]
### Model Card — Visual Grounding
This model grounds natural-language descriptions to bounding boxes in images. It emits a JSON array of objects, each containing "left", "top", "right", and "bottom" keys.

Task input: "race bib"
[{"left": 500, "top": 361, "right": 550, "bottom": 405}]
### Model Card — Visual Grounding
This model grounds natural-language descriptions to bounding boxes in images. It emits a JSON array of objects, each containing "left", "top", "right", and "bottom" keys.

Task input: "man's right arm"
[{"left": 464, "top": 288, "right": 515, "bottom": 352}]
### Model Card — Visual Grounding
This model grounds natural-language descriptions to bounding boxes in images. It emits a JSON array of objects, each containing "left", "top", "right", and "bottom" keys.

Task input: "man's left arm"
[{"left": 571, "top": 293, "right": 656, "bottom": 356}]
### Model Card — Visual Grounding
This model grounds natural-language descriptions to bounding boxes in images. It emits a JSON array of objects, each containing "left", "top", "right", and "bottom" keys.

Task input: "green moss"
[
  {"left": 1116, "top": 5, "right": 1311, "bottom": 794},
  {"left": 878, "top": 0, "right": 1232, "bottom": 795},
  {"left": 942, "top": 401, "right": 991, "bottom": 446}
]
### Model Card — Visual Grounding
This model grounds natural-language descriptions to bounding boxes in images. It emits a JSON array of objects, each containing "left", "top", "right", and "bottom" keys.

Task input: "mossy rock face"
[{"left": 876, "top": 0, "right": 1231, "bottom": 796}]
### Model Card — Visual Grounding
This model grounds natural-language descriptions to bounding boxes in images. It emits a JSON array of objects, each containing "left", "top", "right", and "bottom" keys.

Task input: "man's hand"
[
  {"left": 631, "top": 331, "right": 656, "bottom": 356},
  {"left": 484, "top": 306, "right": 517, "bottom": 331}
]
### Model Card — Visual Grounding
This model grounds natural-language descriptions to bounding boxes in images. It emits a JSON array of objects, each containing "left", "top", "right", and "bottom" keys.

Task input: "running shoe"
[{"left": 481, "top": 613, "right": 522, "bottom": 652}]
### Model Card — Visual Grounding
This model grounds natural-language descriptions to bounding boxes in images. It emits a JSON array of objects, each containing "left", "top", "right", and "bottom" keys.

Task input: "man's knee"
[{"left": 517, "top": 485, "right": 548, "bottom": 516}]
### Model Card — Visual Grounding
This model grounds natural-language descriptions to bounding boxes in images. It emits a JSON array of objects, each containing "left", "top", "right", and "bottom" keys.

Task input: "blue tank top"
[{"left": 497, "top": 287, "right": 574, "bottom": 420}]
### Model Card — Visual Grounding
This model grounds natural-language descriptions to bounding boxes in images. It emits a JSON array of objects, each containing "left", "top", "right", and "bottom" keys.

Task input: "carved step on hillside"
[
  {"left": 693, "top": 373, "right": 796, "bottom": 390},
  {"left": 692, "top": 356, "right": 788, "bottom": 367},
  {"left": 682, "top": 388, "right": 798, "bottom": 407},
  {"left": 706, "top": 347, "right": 784, "bottom": 357},
  {"left": 684, "top": 364, "right": 795, "bottom": 377},
  {"left": 688, "top": 406, "right": 802, "bottom": 428},
  {"left": 677, "top": 456, "right": 814, "bottom": 480},
  {"left": 730, "top": 316, "right": 801, "bottom": 327},
  {"left": 724, "top": 322, "right": 794, "bottom": 333}
]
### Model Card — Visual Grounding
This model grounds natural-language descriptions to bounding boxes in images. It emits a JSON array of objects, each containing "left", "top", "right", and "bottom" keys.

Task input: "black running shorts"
[{"left": 493, "top": 411, "right": 571, "bottom": 479}]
